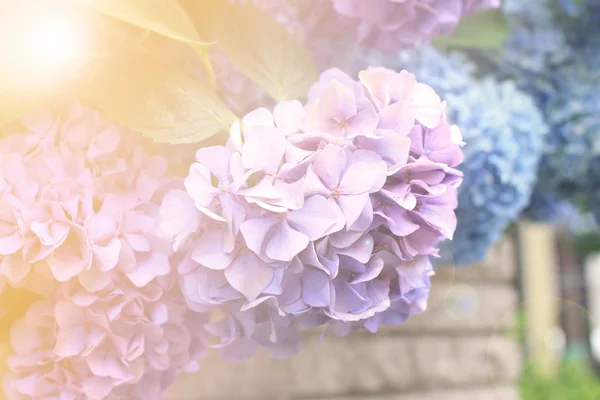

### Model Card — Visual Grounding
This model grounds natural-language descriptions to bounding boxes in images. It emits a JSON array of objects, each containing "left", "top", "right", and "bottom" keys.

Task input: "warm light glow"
[
  {"left": 21, "top": 14, "right": 82, "bottom": 71},
  {"left": 0, "top": 0, "right": 95, "bottom": 85}
]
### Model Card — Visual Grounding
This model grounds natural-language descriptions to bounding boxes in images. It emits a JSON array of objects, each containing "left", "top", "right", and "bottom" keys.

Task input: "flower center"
[
  {"left": 331, "top": 187, "right": 341, "bottom": 199},
  {"left": 333, "top": 118, "right": 347, "bottom": 128}
]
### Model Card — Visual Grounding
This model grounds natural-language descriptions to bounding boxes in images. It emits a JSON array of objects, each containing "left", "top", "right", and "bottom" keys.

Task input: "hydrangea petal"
[
  {"left": 265, "top": 221, "right": 310, "bottom": 262},
  {"left": 287, "top": 195, "right": 345, "bottom": 240},
  {"left": 225, "top": 250, "right": 274, "bottom": 301}
]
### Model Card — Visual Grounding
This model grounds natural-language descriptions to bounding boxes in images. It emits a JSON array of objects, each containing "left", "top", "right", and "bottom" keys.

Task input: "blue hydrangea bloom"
[
  {"left": 524, "top": 191, "right": 578, "bottom": 223},
  {"left": 557, "top": 0, "right": 582, "bottom": 15},
  {"left": 526, "top": 48, "right": 600, "bottom": 223},
  {"left": 478, "top": 0, "right": 598, "bottom": 225},
  {"left": 555, "top": 0, "right": 600, "bottom": 45},
  {"left": 358, "top": 46, "right": 548, "bottom": 265},
  {"left": 540, "top": 54, "right": 600, "bottom": 185},
  {"left": 449, "top": 78, "right": 547, "bottom": 265},
  {"left": 467, "top": 0, "right": 572, "bottom": 113},
  {"left": 501, "top": 0, "right": 571, "bottom": 73}
]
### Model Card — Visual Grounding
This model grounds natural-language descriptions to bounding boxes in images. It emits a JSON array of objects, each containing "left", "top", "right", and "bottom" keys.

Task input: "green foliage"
[
  {"left": 433, "top": 9, "right": 509, "bottom": 49},
  {"left": 520, "top": 362, "right": 600, "bottom": 400},
  {"left": 183, "top": 0, "right": 320, "bottom": 102},
  {"left": 68, "top": 0, "right": 207, "bottom": 44},
  {"left": 135, "top": 76, "right": 237, "bottom": 144},
  {"left": 509, "top": 308, "right": 528, "bottom": 344},
  {"left": 574, "top": 232, "right": 600, "bottom": 261},
  {"left": 3, "top": 0, "right": 504, "bottom": 143},
  {"left": 2, "top": 0, "right": 322, "bottom": 143},
  {"left": 66, "top": 1, "right": 236, "bottom": 144},
  {"left": 1, "top": 0, "right": 238, "bottom": 144},
  {"left": 77, "top": 28, "right": 236, "bottom": 144}
]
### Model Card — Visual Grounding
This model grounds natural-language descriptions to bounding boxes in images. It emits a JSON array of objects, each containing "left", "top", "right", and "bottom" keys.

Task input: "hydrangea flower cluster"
[
  {"left": 0, "top": 104, "right": 208, "bottom": 399},
  {"left": 160, "top": 67, "right": 464, "bottom": 360},
  {"left": 357, "top": 46, "right": 547, "bottom": 265},
  {"left": 482, "top": 0, "right": 572, "bottom": 98},
  {"left": 328, "top": 0, "right": 500, "bottom": 52},
  {"left": 250, "top": 0, "right": 500, "bottom": 55},
  {"left": 523, "top": 48, "right": 600, "bottom": 223},
  {"left": 525, "top": 191, "right": 578, "bottom": 223},
  {"left": 490, "top": 0, "right": 600, "bottom": 223},
  {"left": 555, "top": 0, "right": 600, "bottom": 46}
]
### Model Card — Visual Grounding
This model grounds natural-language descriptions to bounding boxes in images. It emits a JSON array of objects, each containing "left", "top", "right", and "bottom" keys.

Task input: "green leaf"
[
  {"left": 432, "top": 9, "right": 509, "bottom": 49},
  {"left": 68, "top": 0, "right": 207, "bottom": 44},
  {"left": 78, "top": 39, "right": 237, "bottom": 144},
  {"left": 188, "top": 0, "right": 319, "bottom": 102},
  {"left": 193, "top": 44, "right": 216, "bottom": 88},
  {"left": 135, "top": 77, "right": 237, "bottom": 143}
]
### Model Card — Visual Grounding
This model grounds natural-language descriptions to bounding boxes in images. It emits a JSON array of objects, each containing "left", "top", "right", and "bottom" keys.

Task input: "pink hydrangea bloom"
[
  {"left": 4, "top": 279, "right": 208, "bottom": 400},
  {"left": 161, "top": 67, "right": 464, "bottom": 361},
  {"left": 0, "top": 104, "right": 175, "bottom": 291},
  {"left": 0, "top": 104, "right": 209, "bottom": 399}
]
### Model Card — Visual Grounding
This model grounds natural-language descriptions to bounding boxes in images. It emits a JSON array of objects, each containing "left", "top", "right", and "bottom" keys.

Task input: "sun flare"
[{"left": 0, "top": 0, "right": 95, "bottom": 84}]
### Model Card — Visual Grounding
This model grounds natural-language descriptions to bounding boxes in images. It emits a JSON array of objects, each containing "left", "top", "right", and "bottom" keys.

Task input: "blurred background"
[{"left": 518, "top": 217, "right": 600, "bottom": 400}]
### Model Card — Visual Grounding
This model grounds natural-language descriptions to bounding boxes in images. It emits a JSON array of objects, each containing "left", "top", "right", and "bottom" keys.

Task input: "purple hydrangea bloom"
[
  {"left": 249, "top": 0, "right": 500, "bottom": 58},
  {"left": 329, "top": 0, "right": 500, "bottom": 52},
  {"left": 359, "top": 46, "right": 548, "bottom": 266},
  {"left": 161, "top": 67, "right": 464, "bottom": 361}
]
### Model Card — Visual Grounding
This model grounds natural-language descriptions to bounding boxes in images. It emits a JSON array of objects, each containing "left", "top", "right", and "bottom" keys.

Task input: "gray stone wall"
[{"left": 167, "top": 238, "right": 522, "bottom": 400}]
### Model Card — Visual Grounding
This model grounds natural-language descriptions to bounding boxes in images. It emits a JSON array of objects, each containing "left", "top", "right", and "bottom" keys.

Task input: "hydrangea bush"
[
  {"left": 0, "top": 67, "right": 464, "bottom": 397},
  {"left": 0, "top": 0, "right": 530, "bottom": 397},
  {"left": 159, "top": 67, "right": 464, "bottom": 360},
  {"left": 358, "top": 46, "right": 547, "bottom": 265}
]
